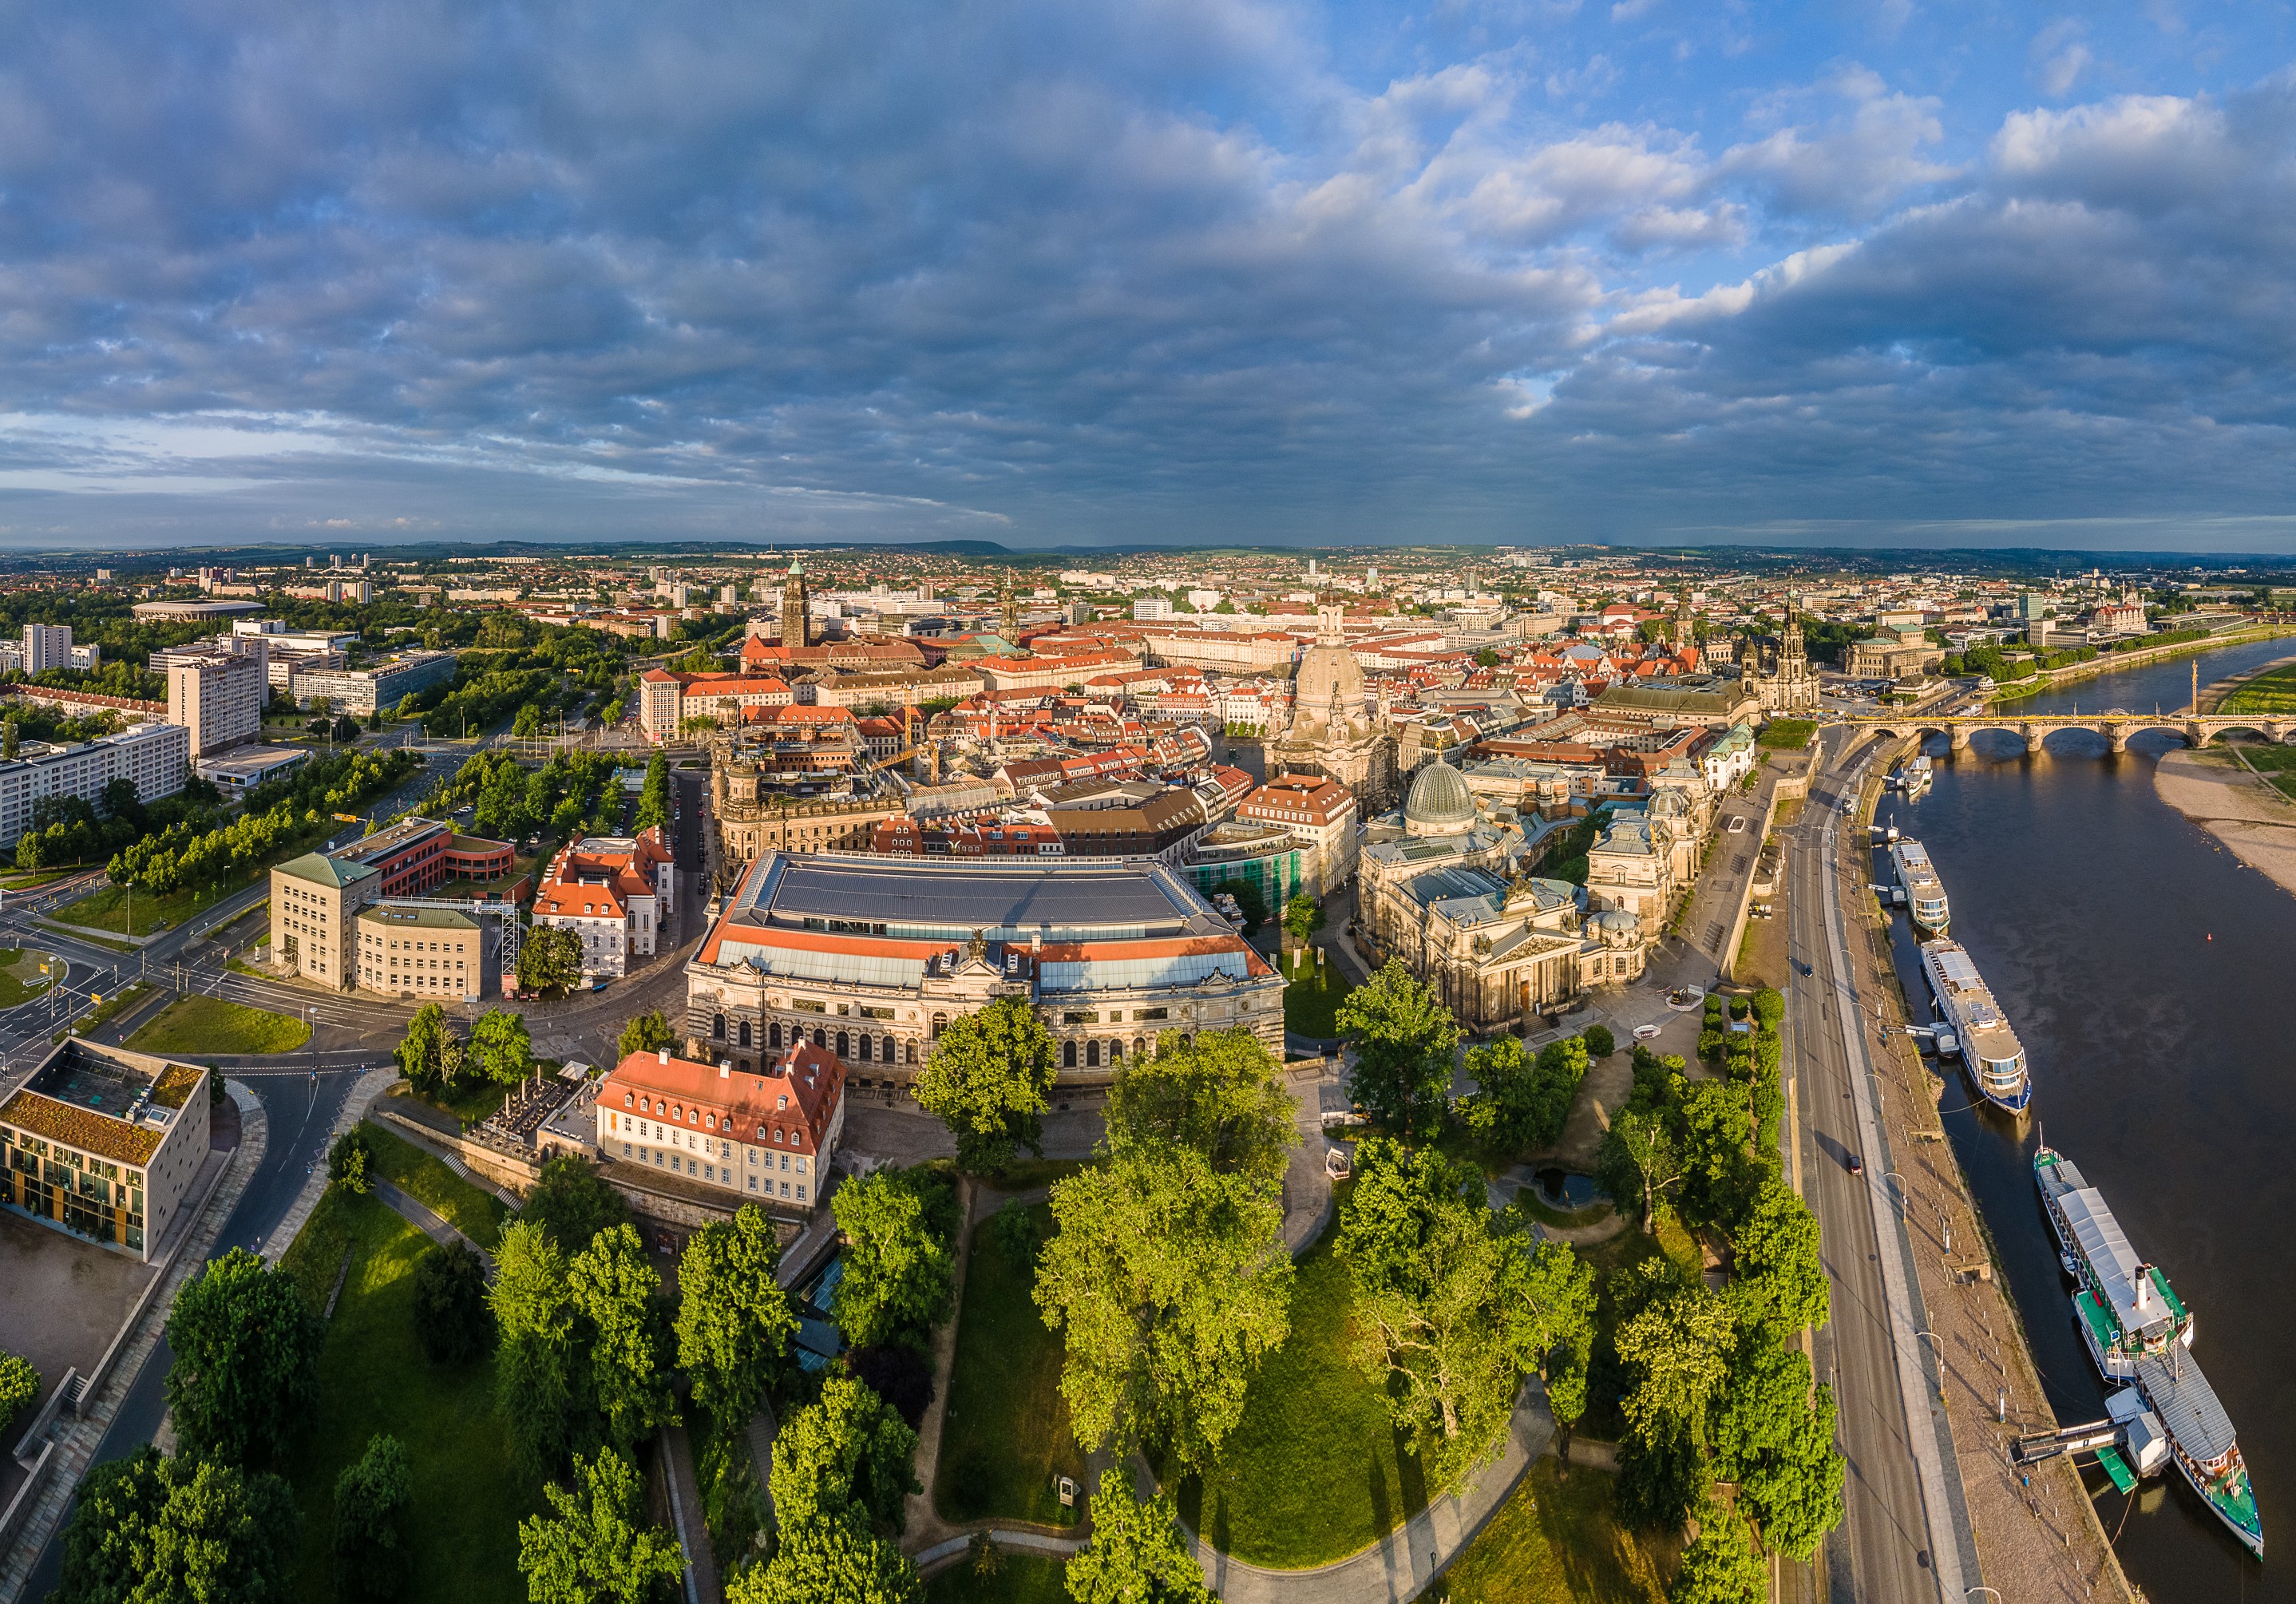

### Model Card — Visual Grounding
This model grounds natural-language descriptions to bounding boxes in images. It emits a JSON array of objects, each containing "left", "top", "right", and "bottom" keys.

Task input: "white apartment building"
[
  {"left": 23, "top": 625, "right": 72, "bottom": 675},
  {"left": 161, "top": 645, "right": 267, "bottom": 756},
  {"left": 0, "top": 723, "right": 190, "bottom": 851}
]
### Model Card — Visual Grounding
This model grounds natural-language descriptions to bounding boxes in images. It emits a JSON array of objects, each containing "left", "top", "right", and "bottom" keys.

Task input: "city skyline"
[{"left": 0, "top": 2, "right": 2292, "bottom": 553}]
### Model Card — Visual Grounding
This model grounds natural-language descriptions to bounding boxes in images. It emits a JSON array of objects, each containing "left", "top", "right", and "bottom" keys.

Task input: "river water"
[{"left": 1869, "top": 636, "right": 2296, "bottom": 1602}]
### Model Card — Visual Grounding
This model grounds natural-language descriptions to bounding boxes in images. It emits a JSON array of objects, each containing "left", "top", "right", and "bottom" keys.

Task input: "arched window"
[
  {"left": 905, "top": 1041, "right": 919, "bottom": 1065},
  {"left": 770, "top": 1021, "right": 782, "bottom": 1048},
  {"left": 1134, "top": 1036, "right": 1147, "bottom": 1059},
  {"left": 836, "top": 1031, "right": 850, "bottom": 1059},
  {"left": 1062, "top": 1040, "right": 1077, "bottom": 1069},
  {"left": 858, "top": 1035, "right": 873, "bottom": 1061},
  {"left": 711, "top": 1013, "right": 726, "bottom": 1040},
  {"left": 1085, "top": 1040, "right": 1100, "bottom": 1068},
  {"left": 738, "top": 1020, "right": 752, "bottom": 1048},
  {"left": 813, "top": 1027, "right": 825, "bottom": 1049},
  {"left": 1108, "top": 1037, "right": 1122, "bottom": 1062}
]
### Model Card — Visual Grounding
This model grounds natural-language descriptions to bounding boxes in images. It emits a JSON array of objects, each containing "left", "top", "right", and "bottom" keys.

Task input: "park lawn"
[
  {"left": 923, "top": 1549, "right": 1069, "bottom": 1604},
  {"left": 362, "top": 1121, "right": 510, "bottom": 1250},
  {"left": 1178, "top": 1227, "right": 1443, "bottom": 1569},
  {"left": 53, "top": 873, "right": 258, "bottom": 936},
  {"left": 1282, "top": 955, "right": 1352, "bottom": 1040},
  {"left": 1434, "top": 1459, "right": 1674, "bottom": 1604},
  {"left": 0, "top": 949, "right": 53, "bottom": 1008},
  {"left": 2223, "top": 664, "right": 2296, "bottom": 716},
  {"left": 935, "top": 1203, "right": 1087, "bottom": 1527},
  {"left": 2226, "top": 740, "right": 2296, "bottom": 801},
  {"left": 125, "top": 994, "right": 311, "bottom": 1055},
  {"left": 279, "top": 1188, "right": 533, "bottom": 1604},
  {"left": 1756, "top": 719, "right": 1816, "bottom": 751}
]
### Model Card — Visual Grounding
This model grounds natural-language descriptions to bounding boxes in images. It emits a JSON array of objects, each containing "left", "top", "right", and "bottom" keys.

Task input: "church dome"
[
  {"left": 1292, "top": 641, "right": 1364, "bottom": 731},
  {"left": 1403, "top": 758, "right": 1476, "bottom": 835}
]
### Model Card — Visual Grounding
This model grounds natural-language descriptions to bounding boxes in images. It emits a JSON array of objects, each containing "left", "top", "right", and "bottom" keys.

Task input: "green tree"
[
  {"left": 616, "top": 1009, "right": 677, "bottom": 1062},
  {"left": 1335, "top": 960, "right": 1459, "bottom": 1137},
  {"left": 1732, "top": 1178, "right": 1829, "bottom": 1337},
  {"left": 414, "top": 1238, "right": 494, "bottom": 1365},
  {"left": 725, "top": 1515, "right": 918, "bottom": 1604},
  {"left": 1281, "top": 892, "right": 1322, "bottom": 942},
  {"left": 0, "top": 1349, "right": 40, "bottom": 1423},
  {"left": 1338, "top": 1138, "right": 1595, "bottom": 1478},
  {"left": 1035, "top": 1138, "right": 1292, "bottom": 1471},
  {"left": 1461, "top": 1034, "right": 1585, "bottom": 1153},
  {"left": 1713, "top": 1333, "right": 1845, "bottom": 1561},
  {"left": 517, "top": 1450, "right": 684, "bottom": 1604},
  {"left": 1668, "top": 1497, "right": 1767, "bottom": 1604},
  {"left": 394, "top": 1002, "right": 462, "bottom": 1100},
  {"left": 829, "top": 1170, "right": 956, "bottom": 1351},
  {"left": 1104, "top": 1027, "right": 1296, "bottom": 1190},
  {"left": 470, "top": 1008, "right": 537, "bottom": 1086},
  {"left": 770, "top": 1375, "right": 920, "bottom": 1538},
  {"left": 1613, "top": 1262, "right": 1735, "bottom": 1528},
  {"left": 521, "top": 1156, "right": 633, "bottom": 1254},
  {"left": 1065, "top": 1468, "right": 1213, "bottom": 1604},
  {"left": 492, "top": 1220, "right": 584, "bottom": 1479},
  {"left": 332, "top": 1433, "right": 413, "bottom": 1602},
  {"left": 633, "top": 751, "right": 671, "bottom": 834},
  {"left": 334, "top": 715, "right": 361, "bottom": 745},
  {"left": 327, "top": 1127, "right": 374, "bottom": 1194},
  {"left": 519, "top": 925, "right": 584, "bottom": 998},
  {"left": 1581, "top": 1024, "right": 1616, "bottom": 1058},
  {"left": 568, "top": 1224, "right": 677, "bottom": 1451},
  {"left": 912, "top": 995, "right": 1058, "bottom": 1175},
  {"left": 675, "top": 1205, "right": 795, "bottom": 1431},
  {"left": 163, "top": 1247, "right": 323, "bottom": 1470},
  {"left": 55, "top": 1446, "right": 300, "bottom": 1604},
  {"left": 1600, "top": 1106, "right": 1687, "bottom": 1231}
]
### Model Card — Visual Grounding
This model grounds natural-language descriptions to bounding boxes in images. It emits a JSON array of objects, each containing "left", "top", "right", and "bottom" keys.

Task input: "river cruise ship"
[
  {"left": 1889, "top": 838, "right": 1951, "bottom": 936},
  {"left": 2034, "top": 1147, "right": 2193, "bottom": 1374},
  {"left": 2033, "top": 1147, "right": 2260, "bottom": 1555},
  {"left": 1918, "top": 940, "right": 2031, "bottom": 1113}
]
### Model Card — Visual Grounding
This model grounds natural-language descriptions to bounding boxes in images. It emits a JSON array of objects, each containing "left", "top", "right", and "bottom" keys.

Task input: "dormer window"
[
  {"left": 777, "top": 1093, "right": 788, "bottom": 1110},
  {"left": 705, "top": 1114, "right": 716, "bottom": 1131},
  {"left": 623, "top": 1093, "right": 635, "bottom": 1108}
]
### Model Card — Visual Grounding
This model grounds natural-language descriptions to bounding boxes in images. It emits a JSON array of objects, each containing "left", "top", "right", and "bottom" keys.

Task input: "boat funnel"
[{"left": 2136, "top": 1267, "right": 2152, "bottom": 1311}]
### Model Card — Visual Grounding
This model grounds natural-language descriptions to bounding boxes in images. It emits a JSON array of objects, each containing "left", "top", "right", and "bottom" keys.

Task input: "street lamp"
[{"left": 1916, "top": 1329, "right": 1946, "bottom": 1404}]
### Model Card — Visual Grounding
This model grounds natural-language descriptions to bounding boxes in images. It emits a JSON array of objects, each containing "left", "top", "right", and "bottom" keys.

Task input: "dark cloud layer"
[{"left": 0, "top": 2, "right": 2291, "bottom": 549}]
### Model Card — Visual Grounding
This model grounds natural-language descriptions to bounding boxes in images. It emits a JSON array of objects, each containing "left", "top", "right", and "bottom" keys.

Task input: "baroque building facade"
[
  {"left": 1740, "top": 593, "right": 1819, "bottom": 714},
  {"left": 1354, "top": 757, "right": 1653, "bottom": 1032},
  {"left": 1269, "top": 606, "right": 1396, "bottom": 811}
]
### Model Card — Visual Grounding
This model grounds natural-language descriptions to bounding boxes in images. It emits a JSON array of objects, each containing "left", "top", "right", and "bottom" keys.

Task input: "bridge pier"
[
  {"left": 1950, "top": 726, "right": 1972, "bottom": 753},
  {"left": 2108, "top": 726, "right": 2130, "bottom": 754}
]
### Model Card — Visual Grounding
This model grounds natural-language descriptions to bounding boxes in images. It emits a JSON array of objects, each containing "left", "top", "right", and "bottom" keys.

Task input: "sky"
[{"left": 2, "top": 0, "right": 2295, "bottom": 553}]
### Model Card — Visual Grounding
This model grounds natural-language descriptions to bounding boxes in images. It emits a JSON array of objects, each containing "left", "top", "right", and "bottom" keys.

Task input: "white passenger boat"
[
  {"left": 1919, "top": 939, "right": 2030, "bottom": 1113},
  {"left": 1889, "top": 838, "right": 1950, "bottom": 936}
]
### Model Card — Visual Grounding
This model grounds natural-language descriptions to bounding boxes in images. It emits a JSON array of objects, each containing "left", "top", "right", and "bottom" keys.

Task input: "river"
[{"left": 1870, "top": 636, "right": 2296, "bottom": 1602}]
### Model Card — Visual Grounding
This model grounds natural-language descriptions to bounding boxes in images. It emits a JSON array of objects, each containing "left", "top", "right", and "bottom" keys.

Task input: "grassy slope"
[
  {"left": 125, "top": 994, "right": 311, "bottom": 1055},
  {"left": 923, "top": 1550, "right": 1069, "bottom": 1604},
  {"left": 1435, "top": 1459, "right": 1674, "bottom": 1604},
  {"left": 1179, "top": 1229, "right": 1440, "bottom": 1569},
  {"left": 0, "top": 948, "right": 51, "bottom": 1008},
  {"left": 2223, "top": 663, "right": 2296, "bottom": 716},
  {"left": 935, "top": 1203, "right": 1086, "bottom": 1527},
  {"left": 54, "top": 873, "right": 259, "bottom": 936},
  {"left": 362, "top": 1121, "right": 510, "bottom": 1250},
  {"left": 279, "top": 1188, "right": 532, "bottom": 1604}
]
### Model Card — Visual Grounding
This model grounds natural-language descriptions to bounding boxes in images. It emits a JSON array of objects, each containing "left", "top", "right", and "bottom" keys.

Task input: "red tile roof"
[{"left": 604, "top": 1044, "right": 844, "bottom": 1157}]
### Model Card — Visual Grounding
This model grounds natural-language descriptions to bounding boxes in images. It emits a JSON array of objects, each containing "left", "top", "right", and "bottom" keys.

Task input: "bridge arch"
[
  {"left": 1863, "top": 724, "right": 1950, "bottom": 745},
  {"left": 2198, "top": 723, "right": 2291, "bottom": 747},
  {"left": 2106, "top": 723, "right": 2197, "bottom": 749}
]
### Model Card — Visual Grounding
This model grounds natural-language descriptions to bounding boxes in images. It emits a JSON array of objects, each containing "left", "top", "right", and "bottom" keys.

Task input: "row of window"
[{"left": 620, "top": 1141, "right": 810, "bottom": 1202}]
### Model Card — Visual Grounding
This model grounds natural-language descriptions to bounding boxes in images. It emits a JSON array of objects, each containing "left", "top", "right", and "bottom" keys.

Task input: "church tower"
[
  {"left": 1781, "top": 591, "right": 1806, "bottom": 671},
  {"left": 1673, "top": 586, "right": 1694, "bottom": 647},
  {"left": 780, "top": 563, "right": 810, "bottom": 648}
]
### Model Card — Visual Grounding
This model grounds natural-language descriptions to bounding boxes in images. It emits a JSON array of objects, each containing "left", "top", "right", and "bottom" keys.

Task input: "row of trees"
[
  {"left": 394, "top": 1002, "right": 547, "bottom": 1101},
  {"left": 472, "top": 747, "right": 622, "bottom": 845},
  {"left": 105, "top": 747, "right": 418, "bottom": 896}
]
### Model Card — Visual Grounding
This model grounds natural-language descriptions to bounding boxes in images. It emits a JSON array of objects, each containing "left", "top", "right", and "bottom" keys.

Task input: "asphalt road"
[{"left": 1787, "top": 731, "right": 1943, "bottom": 1604}]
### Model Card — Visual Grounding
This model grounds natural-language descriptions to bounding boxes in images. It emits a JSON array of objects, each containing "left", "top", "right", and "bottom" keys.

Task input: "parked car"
[{"left": 1847, "top": 1153, "right": 1865, "bottom": 1175}]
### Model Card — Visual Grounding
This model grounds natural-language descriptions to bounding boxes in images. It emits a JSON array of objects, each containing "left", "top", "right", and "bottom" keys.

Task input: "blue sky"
[{"left": 2, "top": 0, "right": 2294, "bottom": 552}]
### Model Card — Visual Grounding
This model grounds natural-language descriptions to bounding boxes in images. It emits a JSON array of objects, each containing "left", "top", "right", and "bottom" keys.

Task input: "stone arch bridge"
[{"left": 1837, "top": 712, "right": 2296, "bottom": 754}]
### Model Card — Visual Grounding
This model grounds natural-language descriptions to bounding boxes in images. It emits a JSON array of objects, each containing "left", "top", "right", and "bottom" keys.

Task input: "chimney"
[
  {"left": 718, "top": 1059, "right": 732, "bottom": 1079},
  {"left": 658, "top": 1048, "right": 671, "bottom": 1065},
  {"left": 2136, "top": 1268, "right": 2152, "bottom": 1311}
]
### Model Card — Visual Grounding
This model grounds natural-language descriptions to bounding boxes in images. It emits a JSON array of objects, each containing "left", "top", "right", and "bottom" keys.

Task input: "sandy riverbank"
[{"left": 2152, "top": 747, "right": 2296, "bottom": 901}]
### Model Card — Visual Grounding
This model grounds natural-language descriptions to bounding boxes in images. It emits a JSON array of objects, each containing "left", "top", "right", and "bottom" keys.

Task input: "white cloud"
[{"left": 2031, "top": 19, "right": 2093, "bottom": 97}]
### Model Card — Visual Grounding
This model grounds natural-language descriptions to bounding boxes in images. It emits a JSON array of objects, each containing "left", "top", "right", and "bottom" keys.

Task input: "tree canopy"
[
  {"left": 1667, "top": 1497, "right": 1768, "bottom": 1604},
  {"left": 394, "top": 1002, "right": 462, "bottom": 1100},
  {"left": 829, "top": 1169, "right": 957, "bottom": 1353},
  {"left": 331, "top": 1433, "right": 413, "bottom": 1602},
  {"left": 516, "top": 1449, "right": 685, "bottom": 1604},
  {"left": 492, "top": 1219, "right": 583, "bottom": 1479},
  {"left": 1035, "top": 1136, "right": 1292, "bottom": 1471},
  {"left": 469, "top": 1008, "right": 536, "bottom": 1087},
  {"left": 730, "top": 1379, "right": 924, "bottom": 1604},
  {"left": 414, "top": 1238, "right": 493, "bottom": 1366},
  {"left": 518, "top": 925, "right": 584, "bottom": 997},
  {"left": 911, "top": 996, "right": 1058, "bottom": 1175},
  {"left": 1334, "top": 960, "right": 1459, "bottom": 1136},
  {"left": 55, "top": 1446, "right": 300, "bottom": 1604},
  {"left": 1460, "top": 1034, "right": 1585, "bottom": 1154},
  {"left": 1065, "top": 1469, "right": 1214, "bottom": 1604},
  {"left": 1338, "top": 1137, "right": 1595, "bottom": 1475},
  {"left": 567, "top": 1224, "right": 678, "bottom": 1452},
  {"left": 675, "top": 1204, "right": 795, "bottom": 1431},
  {"left": 616, "top": 1009, "right": 677, "bottom": 1062},
  {"left": 1713, "top": 1332, "right": 1845, "bottom": 1562},
  {"left": 520, "top": 1156, "right": 632, "bottom": 1255},
  {"left": 1103, "top": 1028, "right": 1296, "bottom": 1190},
  {"left": 163, "top": 1247, "right": 323, "bottom": 1470}
]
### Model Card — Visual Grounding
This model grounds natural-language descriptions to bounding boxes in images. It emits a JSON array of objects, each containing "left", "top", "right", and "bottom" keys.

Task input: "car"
[
  {"left": 1847, "top": 1153, "right": 1865, "bottom": 1175},
  {"left": 1633, "top": 1023, "right": 1664, "bottom": 1041},
  {"left": 1797, "top": 960, "right": 1814, "bottom": 976}
]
